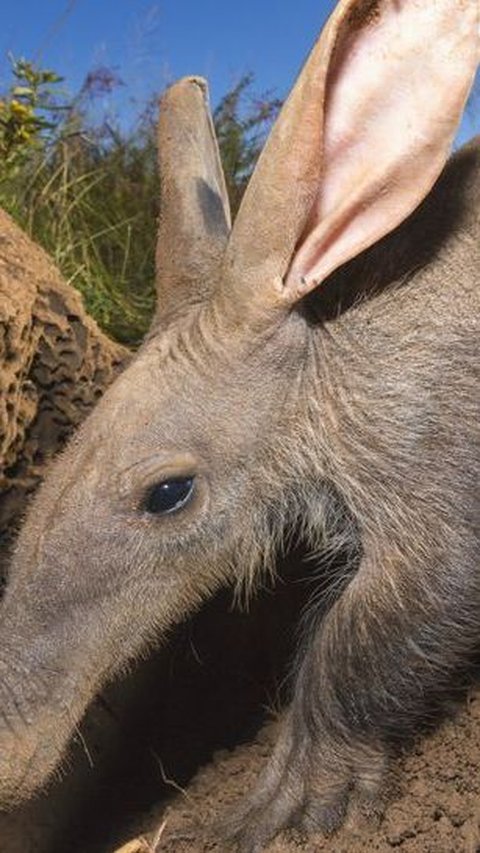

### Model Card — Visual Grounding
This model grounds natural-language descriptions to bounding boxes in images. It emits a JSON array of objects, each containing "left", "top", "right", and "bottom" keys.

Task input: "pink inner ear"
[{"left": 285, "top": 0, "right": 479, "bottom": 296}]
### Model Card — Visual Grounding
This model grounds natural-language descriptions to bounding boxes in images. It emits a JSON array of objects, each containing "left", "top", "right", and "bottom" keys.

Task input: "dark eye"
[{"left": 143, "top": 477, "right": 195, "bottom": 515}]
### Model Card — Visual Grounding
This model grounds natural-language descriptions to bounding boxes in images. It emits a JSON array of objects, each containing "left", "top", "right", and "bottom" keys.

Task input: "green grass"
[{"left": 0, "top": 61, "right": 280, "bottom": 346}]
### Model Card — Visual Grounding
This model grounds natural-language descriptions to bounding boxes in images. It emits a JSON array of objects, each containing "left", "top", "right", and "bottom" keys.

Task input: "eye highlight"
[{"left": 143, "top": 476, "right": 195, "bottom": 516}]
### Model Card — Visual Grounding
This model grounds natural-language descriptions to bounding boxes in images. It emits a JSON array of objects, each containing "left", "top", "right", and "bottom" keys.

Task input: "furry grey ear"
[{"left": 154, "top": 77, "right": 231, "bottom": 328}]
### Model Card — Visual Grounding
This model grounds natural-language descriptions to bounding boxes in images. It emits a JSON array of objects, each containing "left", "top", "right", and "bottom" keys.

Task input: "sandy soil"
[{"left": 124, "top": 694, "right": 480, "bottom": 853}]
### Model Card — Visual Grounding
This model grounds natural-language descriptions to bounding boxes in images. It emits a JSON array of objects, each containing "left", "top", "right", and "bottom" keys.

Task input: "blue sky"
[{"left": 1, "top": 0, "right": 478, "bottom": 144}]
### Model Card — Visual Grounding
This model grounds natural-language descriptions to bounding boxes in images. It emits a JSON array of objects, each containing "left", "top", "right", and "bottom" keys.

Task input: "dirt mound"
[{"left": 0, "top": 208, "right": 126, "bottom": 539}]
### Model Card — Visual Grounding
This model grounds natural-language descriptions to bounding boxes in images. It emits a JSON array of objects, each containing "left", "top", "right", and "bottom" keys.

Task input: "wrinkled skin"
[{"left": 1, "top": 1, "right": 479, "bottom": 850}]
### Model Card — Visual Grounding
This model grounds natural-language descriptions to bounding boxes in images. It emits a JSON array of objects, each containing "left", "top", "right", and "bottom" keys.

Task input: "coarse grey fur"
[
  {"left": 0, "top": 1, "right": 479, "bottom": 850},
  {"left": 224, "top": 139, "right": 480, "bottom": 848}
]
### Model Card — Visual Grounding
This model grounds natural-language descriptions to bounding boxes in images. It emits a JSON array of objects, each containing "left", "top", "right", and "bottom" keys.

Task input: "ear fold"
[
  {"left": 227, "top": 0, "right": 479, "bottom": 307},
  {"left": 155, "top": 77, "right": 231, "bottom": 326}
]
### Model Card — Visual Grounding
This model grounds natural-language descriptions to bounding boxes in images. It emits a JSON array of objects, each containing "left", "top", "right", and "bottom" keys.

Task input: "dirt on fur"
[{"left": 129, "top": 696, "right": 480, "bottom": 853}]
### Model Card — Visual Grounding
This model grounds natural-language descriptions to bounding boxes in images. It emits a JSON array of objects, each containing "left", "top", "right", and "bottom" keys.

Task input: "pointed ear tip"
[{"left": 162, "top": 76, "right": 209, "bottom": 106}]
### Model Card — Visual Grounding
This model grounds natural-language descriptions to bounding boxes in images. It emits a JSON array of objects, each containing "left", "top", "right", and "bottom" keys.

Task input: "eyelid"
[{"left": 116, "top": 452, "right": 199, "bottom": 499}]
